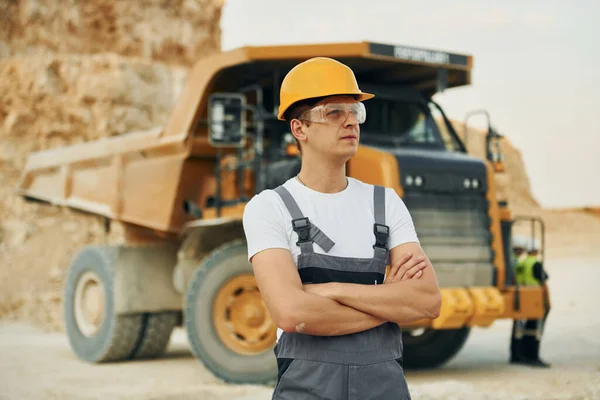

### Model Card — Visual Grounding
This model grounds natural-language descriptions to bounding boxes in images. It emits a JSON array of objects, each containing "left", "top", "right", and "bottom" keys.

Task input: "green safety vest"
[{"left": 515, "top": 255, "right": 541, "bottom": 286}]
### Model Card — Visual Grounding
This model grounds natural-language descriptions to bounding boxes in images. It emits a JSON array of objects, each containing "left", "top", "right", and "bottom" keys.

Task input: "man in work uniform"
[
  {"left": 242, "top": 57, "right": 441, "bottom": 399},
  {"left": 510, "top": 236, "right": 551, "bottom": 368}
]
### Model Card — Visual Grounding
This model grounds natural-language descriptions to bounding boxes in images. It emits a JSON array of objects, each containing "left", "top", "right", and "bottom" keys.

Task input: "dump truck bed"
[
  {"left": 17, "top": 41, "right": 473, "bottom": 233},
  {"left": 17, "top": 127, "right": 192, "bottom": 230}
]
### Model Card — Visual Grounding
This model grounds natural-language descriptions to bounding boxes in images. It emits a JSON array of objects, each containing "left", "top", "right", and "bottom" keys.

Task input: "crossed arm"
[{"left": 251, "top": 242, "right": 441, "bottom": 337}]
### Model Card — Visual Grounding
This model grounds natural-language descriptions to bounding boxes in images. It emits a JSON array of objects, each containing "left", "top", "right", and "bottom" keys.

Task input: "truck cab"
[{"left": 204, "top": 43, "right": 504, "bottom": 298}]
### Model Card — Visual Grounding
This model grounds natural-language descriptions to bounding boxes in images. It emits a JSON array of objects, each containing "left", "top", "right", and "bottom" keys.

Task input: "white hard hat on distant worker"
[
  {"left": 511, "top": 235, "right": 528, "bottom": 250},
  {"left": 512, "top": 236, "right": 540, "bottom": 252}
]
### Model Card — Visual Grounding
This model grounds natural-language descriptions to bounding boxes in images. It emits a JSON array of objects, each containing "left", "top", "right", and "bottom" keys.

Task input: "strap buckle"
[
  {"left": 292, "top": 217, "right": 311, "bottom": 245},
  {"left": 373, "top": 223, "right": 389, "bottom": 249}
]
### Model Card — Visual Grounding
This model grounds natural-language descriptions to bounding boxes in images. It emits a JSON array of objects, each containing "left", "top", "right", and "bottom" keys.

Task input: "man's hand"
[
  {"left": 384, "top": 252, "right": 427, "bottom": 284},
  {"left": 303, "top": 252, "right": 426, "bottom": 298}
]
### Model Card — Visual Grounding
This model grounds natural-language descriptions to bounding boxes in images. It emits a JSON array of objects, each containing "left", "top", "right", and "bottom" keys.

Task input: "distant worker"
[
  {"left": 510, "top": 235, "right": 551, "bottom": 368},
  {"left": 242, "top": 57, "right": 442, "bottom": 399}
]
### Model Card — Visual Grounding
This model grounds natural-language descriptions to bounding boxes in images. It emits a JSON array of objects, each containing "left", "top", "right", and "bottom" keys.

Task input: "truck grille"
[{"left": 403, "top": 192, "right": 496, "bottom": 287}]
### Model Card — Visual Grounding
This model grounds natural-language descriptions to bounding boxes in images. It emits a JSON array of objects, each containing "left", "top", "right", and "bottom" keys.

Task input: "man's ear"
[{"left": 290, "top": 119, "right": 307, "bottom": 143}]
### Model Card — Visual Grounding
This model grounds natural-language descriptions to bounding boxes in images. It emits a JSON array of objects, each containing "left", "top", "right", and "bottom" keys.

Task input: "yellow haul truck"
[{"left": 17, "top": 42, "right": 548, "bottom": 384}]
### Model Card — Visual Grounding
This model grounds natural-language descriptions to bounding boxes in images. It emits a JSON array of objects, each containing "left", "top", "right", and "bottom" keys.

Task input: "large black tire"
[
  {"left": 132, "top": 311, "right": 179, "bottom": 359},
  {"left": 64, "top": 245, "right": 178, "bottom": 362},
  {"left": 402, "top": 327, "right": 470, "bottom": 369},
  {"left": 185, "top": 240, "right": 278, "bottom": 385},
  {"left": 65, "top": 245, "right": 141, "bottom": 362}
]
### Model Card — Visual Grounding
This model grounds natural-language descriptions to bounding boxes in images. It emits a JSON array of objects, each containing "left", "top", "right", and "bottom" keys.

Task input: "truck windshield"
[{"left": 361, "top": 98, "right": 462, "bottom": 152}]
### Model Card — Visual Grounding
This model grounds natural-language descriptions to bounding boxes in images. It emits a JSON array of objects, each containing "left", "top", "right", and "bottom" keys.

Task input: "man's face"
[
  {"left": 513, "top": 247, "right": 525, "bottom": 256},
  {"left": 296, "top": 95, "right": 363, "bottom": 160}
]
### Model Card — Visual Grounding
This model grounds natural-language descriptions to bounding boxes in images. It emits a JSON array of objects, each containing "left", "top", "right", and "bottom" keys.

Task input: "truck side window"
[
  {"left": 389, "top": 101, "right": 436, "bottom": 144},
  {"left": 428, "top": 102, "right": 462, "bottom": 152}
]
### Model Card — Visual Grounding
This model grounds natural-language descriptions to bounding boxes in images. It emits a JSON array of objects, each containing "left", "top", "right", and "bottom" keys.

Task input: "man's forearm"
[
  {"left": 329, "top": 279, "right": 441, "bottom": 324},
  {"left": 280, "top": 291, "right": 386, "bottom": 336}
]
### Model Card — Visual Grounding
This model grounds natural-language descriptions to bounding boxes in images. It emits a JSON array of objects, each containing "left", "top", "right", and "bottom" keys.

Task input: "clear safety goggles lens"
[{"left": 300, "top": 102, "right": 366, "bottom": 124}]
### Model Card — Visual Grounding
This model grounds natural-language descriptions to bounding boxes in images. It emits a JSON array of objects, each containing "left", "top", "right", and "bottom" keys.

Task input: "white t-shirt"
[{"left": 242, "top": 177, "right": 419, "bottom": 264}]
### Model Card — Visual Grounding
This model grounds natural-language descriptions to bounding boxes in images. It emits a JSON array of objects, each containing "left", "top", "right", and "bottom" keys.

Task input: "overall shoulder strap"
[
  {"left": 373, "top": 185, "right": 390, "bottom": 259},
  {"left": 274, "top": 186, "right": 335, "bottom": 253}
]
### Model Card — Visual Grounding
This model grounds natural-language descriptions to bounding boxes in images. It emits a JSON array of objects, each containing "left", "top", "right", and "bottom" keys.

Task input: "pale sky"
[{"left": 220, "top": 0, "right": 600, "bottom": 209}]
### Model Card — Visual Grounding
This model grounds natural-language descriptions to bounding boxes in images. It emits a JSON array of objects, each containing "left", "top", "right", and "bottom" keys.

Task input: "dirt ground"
[{"left": 1, "top": 255, "right": 599, "bottom": 400}]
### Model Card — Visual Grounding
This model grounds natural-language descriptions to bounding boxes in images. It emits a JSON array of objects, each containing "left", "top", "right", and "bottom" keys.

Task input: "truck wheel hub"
[
  {"left": 74, "top": 271, "right": 105, "bottom": 337},
  {"left": 213, "top": 275, "right": 276, "bottom": 355}
]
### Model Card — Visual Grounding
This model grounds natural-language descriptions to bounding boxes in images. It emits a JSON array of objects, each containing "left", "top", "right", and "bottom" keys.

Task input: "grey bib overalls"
[{"left": 272, "top": 185, "right": 411, "bottom": 400}]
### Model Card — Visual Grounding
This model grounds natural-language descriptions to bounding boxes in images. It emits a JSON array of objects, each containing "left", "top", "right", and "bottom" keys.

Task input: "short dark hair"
[
  {"left": 284, "top": 97, "right": 326, "bottom": 124},
  {"left": 283, "top": 97, "right": 325, "bottom": 152}
]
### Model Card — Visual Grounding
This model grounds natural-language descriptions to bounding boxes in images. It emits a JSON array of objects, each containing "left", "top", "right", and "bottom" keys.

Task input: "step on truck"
[{"left": 17, "top": 41, "right": 549, "bottom": 384}]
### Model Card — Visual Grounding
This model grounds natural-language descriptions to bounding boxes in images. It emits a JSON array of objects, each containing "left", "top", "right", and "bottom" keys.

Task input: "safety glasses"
[{"left": 299, "top": 102, "right": 366, "bottom": 125}]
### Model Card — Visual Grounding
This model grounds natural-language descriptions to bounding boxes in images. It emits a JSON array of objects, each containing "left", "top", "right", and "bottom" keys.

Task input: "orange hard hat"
[{"left": 277, "top": 57, "right": 374, "bottom": 121}]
